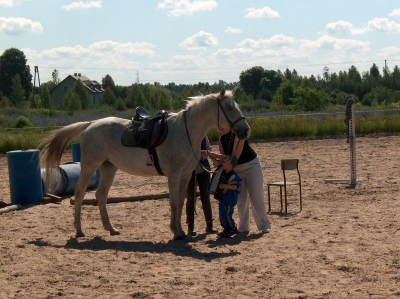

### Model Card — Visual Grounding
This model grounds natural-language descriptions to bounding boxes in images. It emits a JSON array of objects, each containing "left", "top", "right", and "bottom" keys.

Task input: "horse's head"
[{"left": 217, "top": 88, "right": 250, "bottom": 140}]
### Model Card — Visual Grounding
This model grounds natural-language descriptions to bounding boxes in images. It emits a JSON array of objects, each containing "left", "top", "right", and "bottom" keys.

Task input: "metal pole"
[
  {"left": 325, "top": 98, "right": 357, "bottom": 186},
  {"left": 349, "top": 100, "right": 357, "bottom": 185}
]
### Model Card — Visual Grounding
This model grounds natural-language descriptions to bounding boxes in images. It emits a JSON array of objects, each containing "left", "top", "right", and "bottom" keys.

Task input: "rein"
[
  {"left": 183, "top": 110, "right": 222, "bottom": 174},
  {"left": 184, "top": 95, "right": 245, "bottom": 174}
]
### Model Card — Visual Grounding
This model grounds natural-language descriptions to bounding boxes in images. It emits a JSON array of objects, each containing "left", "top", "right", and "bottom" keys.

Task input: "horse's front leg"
[
  {"left": 96, "top": 162, "right": 119, "bottom": 235},
  {"left": 168, "top": 174, "right": 190, "bottom": 240}
]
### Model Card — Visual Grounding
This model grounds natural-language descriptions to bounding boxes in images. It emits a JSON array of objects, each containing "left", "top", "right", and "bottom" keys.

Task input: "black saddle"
[
  {"left": 121, "top": 106, "right": 169, "bottom": 176},
  {"left": 134, "top": 107, "right": 167, "bottom": 121},
  {"left": 133, "top": 107, "right": 168, "bottom": 148}
]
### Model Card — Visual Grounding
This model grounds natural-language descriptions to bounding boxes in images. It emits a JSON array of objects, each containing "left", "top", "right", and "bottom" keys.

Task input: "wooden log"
[
  {"left": 69, "top": 192, "right": 200, "bottom": 205},
  {"left": 70, "top": 192, "right": 170, "bottom": 205},
  {"left": 0, "top": 204, "right": 22, "bottom": 214},
  {"left": 45, "top": 193, "right": 62, "bottom": 200}
]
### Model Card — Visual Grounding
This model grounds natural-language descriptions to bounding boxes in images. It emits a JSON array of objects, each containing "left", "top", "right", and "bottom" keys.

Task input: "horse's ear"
[{"left": 219, "top": 87, "right": 225, "bottom": 98}]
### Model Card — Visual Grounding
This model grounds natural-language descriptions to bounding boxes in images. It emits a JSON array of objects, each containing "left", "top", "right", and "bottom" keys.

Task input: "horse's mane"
[{"left": 185, "top": 90, "right": 233, "bottom": 118}]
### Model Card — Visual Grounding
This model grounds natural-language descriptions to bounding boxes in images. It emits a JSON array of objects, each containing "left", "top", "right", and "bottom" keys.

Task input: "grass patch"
[{"left": 2, "top": 112, "right": 400, "bottom": 153}]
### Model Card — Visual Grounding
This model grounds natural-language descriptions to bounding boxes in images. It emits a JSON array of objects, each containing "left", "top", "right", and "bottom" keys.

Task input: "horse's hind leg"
[
  {"left": 74, "top": 169, "right": 96, "bottom": 238},
  {"left": 96, "top": 161, "right": 119, "bottom": 236}
]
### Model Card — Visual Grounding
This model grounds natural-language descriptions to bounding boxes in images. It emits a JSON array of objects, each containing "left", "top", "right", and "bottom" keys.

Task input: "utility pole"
[
  {"left": 32, "top": 66, "right": 41, "bottom": 107},
  {"left": 135, "top": 71, "right": 139, "bottom": 84},
  {"left": 385, "top": 60, "right": 388, "bottom": 108}
]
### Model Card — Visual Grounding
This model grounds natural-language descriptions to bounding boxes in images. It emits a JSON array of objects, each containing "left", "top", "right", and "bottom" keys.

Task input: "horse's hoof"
[
  {"left": 75, "top": 231, "right": 85, "bottom": 238},
  {"left": 173, "top": 235, "right": 185, "bottom": 241},
  {"left": 110, "top": 230, "right": 120, "bottom": 236}
]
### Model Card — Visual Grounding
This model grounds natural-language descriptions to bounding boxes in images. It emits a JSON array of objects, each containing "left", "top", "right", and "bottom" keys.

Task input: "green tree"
[
  {"left": 0, "top": 48, "right": 32, "bottom": 98},
  {"left": 9, "top": 74, "right": 25, "bottom": 108},
  {"left": 369, "top": 63, "right": 381, "bottom": 88},
  {"left": 232, "top": 86, "right": 252, "bottom": 105},
  {"left": 239, "top": 66, "right": 265, "bottom": 99},
  {"left": 126, "top": 83, "right": 147, "bottom": 109},
  {"left": 100, "top": 87, "right": 117, "bottom": 106},
  {"left": 0, "top": 92, "right": 10, "bottom": 108},
  {"left": 261, "top": 70, "right": 283, "bottom": 94},
  {"left": 391, "top": 65, "right": 400, "bottom": 91},
  {"left": 102, "top": 74, "right": 116, "bottom": 93},
  {"left": 274, "top": 81, "right": 295, "bottom": 106},
  {"left": 41, "top": 87, "right": 53, "bottom": 109},
  {"left": 363, "top": 86, "right": 390, "bottom": 105},
  {"left": 293, "top": 87, "right": 330, "bottom": 111},
  {"left": 284, "top": 68, "right": 293, "bottom": 80},
  {"left": 73, "top": 79, "right": 89, "bottom": 109},
  {"left": 52, "top": 69, "right": 60, "bottom": 86},
  {"left": 61, "top": 89, "right": 81, "bottom": 115}
]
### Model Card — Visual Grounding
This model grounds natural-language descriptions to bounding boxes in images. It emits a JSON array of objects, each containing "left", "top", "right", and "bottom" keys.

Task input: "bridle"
[
  {"left": 184, "top": 95, "right": 246, "bottom": 173},
  {"left": 217, "top": 96, "right": 246, "bottom": 131}
]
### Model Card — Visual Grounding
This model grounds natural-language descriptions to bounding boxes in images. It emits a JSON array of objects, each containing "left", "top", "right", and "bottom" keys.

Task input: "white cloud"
[
  {"left": 0, "top": 0, "right": 13, "bottom": 7},
  {"left": 225, "top": 26, "right": 242, "bottom": 35},
  {"left": 179, "top": 31, "right": 218, "bottom": 51},
  {"left": 62, "top": 0, "right": 102, "bottom": 11},
  {"left": 300, "top": 35, "right": 369, "bottom": 52},
  {"left": 209, "top": 48, "right": 254, "bottom": 59},
  {"left": 157, "top": 0, "right": 217, "bottom": 17},
  {"left": 24, "top": 40, "right": 158, "bottom": 84},
  {"left": 89, "top": 40, "right": 155, "bottom": 56},
  {"left": 0, "top": 17, "right": 43, "bottom": 35},
  {"left": 243, "top": 7, "right": 280, "bottom": 19},
  {"left": 367, "top": 17, "right": 400, "bottom": 33},
  {"left": 375, "top": 46, "right": 400, "bottom": 58},
  {"left": 237, "top": 34, "right": 296, "bottom": 48},
  {"left": 38, "top": 41, "right": 155, "bottom": 60},
  {"left": 325, "top": 21, "right": 367, "bottom": 35},
  {"left": 388, "top": 8, "right": 400, "bottom": 17}
]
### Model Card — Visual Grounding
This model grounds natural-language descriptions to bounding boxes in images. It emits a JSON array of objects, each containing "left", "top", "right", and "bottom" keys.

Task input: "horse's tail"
[{"left": 39, "top": 121, "right": 91, "bottom": 193}]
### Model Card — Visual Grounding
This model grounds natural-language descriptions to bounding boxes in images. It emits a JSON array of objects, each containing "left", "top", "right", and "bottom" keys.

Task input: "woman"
[
  {"left": 213, "top": 128, "right": 271, "bottom": 233},
  {"left": 186, "top": 136, "right": 218, "bottom": 236}
]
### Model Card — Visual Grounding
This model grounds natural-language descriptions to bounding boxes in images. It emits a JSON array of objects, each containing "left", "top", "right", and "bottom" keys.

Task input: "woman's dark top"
[{"left": 220, "top": 133, "right": 257, "bottom": 165}]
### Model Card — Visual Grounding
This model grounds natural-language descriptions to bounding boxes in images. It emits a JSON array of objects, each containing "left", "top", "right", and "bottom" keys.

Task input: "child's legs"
[{"left": 219, "top": 197, "right": 237, "bottom": 232}]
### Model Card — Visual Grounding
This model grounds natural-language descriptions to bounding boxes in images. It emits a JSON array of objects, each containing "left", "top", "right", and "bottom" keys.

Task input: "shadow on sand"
[{"left": 26, "top": 232, "right": 265, "bottom": 262}]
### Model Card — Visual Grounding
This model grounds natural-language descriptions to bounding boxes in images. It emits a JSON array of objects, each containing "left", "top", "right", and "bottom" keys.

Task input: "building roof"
[
  {"left": 52, "top": 73, "right": 104, "bottom": 93},
  {"left": 70, "top": 74, "right": 103, "bottom": 93}
]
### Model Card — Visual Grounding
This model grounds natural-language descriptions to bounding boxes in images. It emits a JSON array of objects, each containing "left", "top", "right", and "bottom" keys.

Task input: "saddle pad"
[{"left": 121, "top": 120, "right": 139, "bottom": 147}]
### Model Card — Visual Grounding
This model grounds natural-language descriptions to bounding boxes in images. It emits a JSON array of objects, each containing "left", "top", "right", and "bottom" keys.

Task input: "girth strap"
[{"left": 148, "top": 147, "right": 165, "bottom": 176}]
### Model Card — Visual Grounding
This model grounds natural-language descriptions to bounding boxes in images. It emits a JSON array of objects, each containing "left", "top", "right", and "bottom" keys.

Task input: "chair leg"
[
  {"left": 299, "top": 185, "right": 302, "bottom": 212},
  {"left": 279, "top": 186, "right": 283, "bottom": 212},
  {"left": 284, "top": 185, "right": 288, "bottom": 214},
  {"left": 267, "top": 185, "right": 271, "bottom": 212}
]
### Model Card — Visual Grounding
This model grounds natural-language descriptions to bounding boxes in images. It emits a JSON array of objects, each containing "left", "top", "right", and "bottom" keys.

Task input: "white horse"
[{"left": 40, "top": 88, "right": 250, "bottom": 240}]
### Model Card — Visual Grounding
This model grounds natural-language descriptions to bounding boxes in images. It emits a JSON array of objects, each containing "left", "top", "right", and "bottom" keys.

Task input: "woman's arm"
[
  {"left": 219, "top": 183, "right": 238, "bottom": 190},
  {"left": 233, "top": 137, "right": 244, "bottom": 160}
]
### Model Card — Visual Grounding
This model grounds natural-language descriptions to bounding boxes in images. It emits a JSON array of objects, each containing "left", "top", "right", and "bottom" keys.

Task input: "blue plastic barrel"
[
  {"left": 7, "top": 149, "right": 43, "bottom": 205},
  {"left": 41, "top": 162, "right": 100, "bottom": 196},
  {"left": 72, "top": 143, "right": 81, "bottom": 162}
]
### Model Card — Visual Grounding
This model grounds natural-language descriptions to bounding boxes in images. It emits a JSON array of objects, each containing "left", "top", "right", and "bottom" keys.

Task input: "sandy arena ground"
[{"left": 0, "top": 135, "right": 399, "bottom": 299}]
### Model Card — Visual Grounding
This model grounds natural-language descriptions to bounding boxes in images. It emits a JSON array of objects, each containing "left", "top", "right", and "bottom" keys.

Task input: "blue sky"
[{"left": 1, "top": 0, "right": 400, "bottom": 86}]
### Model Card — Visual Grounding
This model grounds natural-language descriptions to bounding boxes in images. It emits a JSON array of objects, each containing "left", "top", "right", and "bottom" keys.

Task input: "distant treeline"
[{"left": 1, "top": 48, "right": 400, "bottom": 114}]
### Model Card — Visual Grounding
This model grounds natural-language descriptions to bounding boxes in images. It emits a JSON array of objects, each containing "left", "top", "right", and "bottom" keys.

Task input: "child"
[{"left": 207, "top": 153, "right": 241, "bottom": 238}]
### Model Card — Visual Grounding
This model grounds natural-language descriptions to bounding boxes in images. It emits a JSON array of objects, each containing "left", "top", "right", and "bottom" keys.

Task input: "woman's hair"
[{"left": 225, "top": 154, "right": 238, "bottom": 169}]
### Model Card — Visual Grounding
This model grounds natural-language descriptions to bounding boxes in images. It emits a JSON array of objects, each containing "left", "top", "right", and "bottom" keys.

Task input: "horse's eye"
[{"left": 225, "top": 105, "right": 232, "bottom": 110}]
